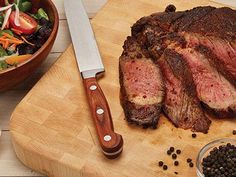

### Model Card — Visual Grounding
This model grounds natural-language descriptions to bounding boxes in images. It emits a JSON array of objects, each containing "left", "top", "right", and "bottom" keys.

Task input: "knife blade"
[{"left": 64, "top": 0, "right": 123, "bottom": 159}]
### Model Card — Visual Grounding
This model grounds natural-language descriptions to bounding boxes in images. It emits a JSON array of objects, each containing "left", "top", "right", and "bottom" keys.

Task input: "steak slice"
[
  {"left": 158, "top": 49, "right": 211, "bottom": 133},
  {"left": 177, "top": 47, "right": 236, "bottom": 118},
  {"left": 184, "top": 33, "right": 236, "bottom": 87},
  {"left": 119, "top": 37, "right": 164, "bottom": 128}
]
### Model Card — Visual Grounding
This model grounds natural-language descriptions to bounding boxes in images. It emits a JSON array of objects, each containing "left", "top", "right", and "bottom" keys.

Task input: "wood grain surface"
[{"left": 9, "top": 0, "right": 236, "bottom": 177}]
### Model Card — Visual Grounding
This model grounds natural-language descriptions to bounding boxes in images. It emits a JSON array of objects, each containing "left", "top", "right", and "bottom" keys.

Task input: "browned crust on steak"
[{"left": 182, "top": 7, "right": 236, "bottom": 41}]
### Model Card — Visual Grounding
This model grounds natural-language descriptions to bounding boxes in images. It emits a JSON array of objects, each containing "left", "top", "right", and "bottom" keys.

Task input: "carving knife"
[{"left": 64, "top": 0, "right": 123, "bottom": 159}]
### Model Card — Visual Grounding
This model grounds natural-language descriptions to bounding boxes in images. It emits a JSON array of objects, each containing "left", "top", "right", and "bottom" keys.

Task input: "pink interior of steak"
[
  {"left": 121, "top": 59, "right": 163, "bottom": 105},
  {"left": 178, "top": 48, "right": 236, "bottom": 109},
  {"left": 184, "top": 33, "right": 236, "bottom": 78}
]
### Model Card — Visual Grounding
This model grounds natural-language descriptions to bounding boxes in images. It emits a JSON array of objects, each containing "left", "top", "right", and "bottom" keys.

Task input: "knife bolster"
[{"left": 81, "top": 69, "right": 105, "bottom": 79}]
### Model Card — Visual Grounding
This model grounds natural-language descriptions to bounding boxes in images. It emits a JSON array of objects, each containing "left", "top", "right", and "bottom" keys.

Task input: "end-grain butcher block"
[{"left": 119, "top": 5, "right": 236, "bottom": 132}]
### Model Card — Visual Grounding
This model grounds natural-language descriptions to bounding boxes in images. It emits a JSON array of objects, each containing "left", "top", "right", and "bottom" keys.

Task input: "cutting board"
[{"left": 10, "top": 0, "right": 236, "bottom": 177}]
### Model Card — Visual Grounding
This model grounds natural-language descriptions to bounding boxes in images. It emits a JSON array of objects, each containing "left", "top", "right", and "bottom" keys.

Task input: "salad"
[{"left": 0, "top": 0, "right": 53, "bottom": 71}]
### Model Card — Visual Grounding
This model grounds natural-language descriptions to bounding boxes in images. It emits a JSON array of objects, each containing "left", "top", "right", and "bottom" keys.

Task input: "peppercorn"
[
  {"left": 165, "top": 4, "right": 176, "bottom": 13},
  {"left": 158, "top": 161, "right": 164, "bottom": 167},
  {"left": 174, "top": 161, "right": 179, "bottom": 166},
  {"left": 163, "top": 165, "right": 168, "bottom": 170},
  {"left": 189, "top": 162, "right": 194, "bottom": 167},
  {"left": 172, "top": 153, "right": 177, "bottom": 159},
  {"left": 187, "top": 158, "right": 192, "bottom": 163},
  {"left": 176, "top": 149, "right": 181, "bottom": 154},
  {"left": 174, "top": 172, "right": 178, "bottom": 175},
  {"left": 192, "top": 133, "right": 197, "bottom": 138},
  {"left": 167, "top": 150, "right": 172, "bottom": 155},
  {"left": 233, "top": 130, "right": 236, "bottom": 135},
  {"left": 170, "top": 147, "right": 175, "bottom": 152}
]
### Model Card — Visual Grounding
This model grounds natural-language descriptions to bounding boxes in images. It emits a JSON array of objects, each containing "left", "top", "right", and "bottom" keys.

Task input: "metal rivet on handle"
[
  {"left": 104, "top": 135, "right": 112, "bottom": 142},
  {"left": 96, "top": 108, "right": 104, "bottom": 115},
  {"left": 90, "top": 85, "right": 97, "bottom": 91}
]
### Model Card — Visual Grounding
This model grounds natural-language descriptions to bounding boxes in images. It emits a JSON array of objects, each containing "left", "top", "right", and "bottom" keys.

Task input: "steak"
[
  {"left": 119, "top": 37, "right": 164, "bottom": 128},
  {"left": 119, "top": 5, "right": 236, "bottom": 132},
  {"left": 159, "top": 49, "right": 211, "bottom": 133},
  {"left": 177, "top": 47, "right": 236, "bottom": 118}
]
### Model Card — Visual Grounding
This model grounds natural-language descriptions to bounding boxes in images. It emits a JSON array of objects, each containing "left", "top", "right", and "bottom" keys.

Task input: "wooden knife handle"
[{"left": 83, "top": 77, "right": 123, "bottom": 159}]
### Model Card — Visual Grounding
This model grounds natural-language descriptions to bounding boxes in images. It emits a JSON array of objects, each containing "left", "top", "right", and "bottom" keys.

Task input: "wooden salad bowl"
[{"left": 0, "top": 0, "right": 59, "bottom": 92}]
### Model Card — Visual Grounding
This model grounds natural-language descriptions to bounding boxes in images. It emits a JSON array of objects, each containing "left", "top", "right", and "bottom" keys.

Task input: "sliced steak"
[
  {"left": 177, "top": 47, "right": 236, "bottom": 118},
  {"left": 119, "top": 37, "right": 164, "bottom": 128},
  {"left": 184, "top": 33, "right": 236, "bottom": 87},
  {"left": 120, "top": 5, "right": 236, "bottom": 132},
  {"left": 158, "top": 49, "right": 211, "bottom": 133}
]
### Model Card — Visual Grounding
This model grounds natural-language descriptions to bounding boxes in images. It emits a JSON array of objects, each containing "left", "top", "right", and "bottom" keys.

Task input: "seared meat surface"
[{"left": 119, "top": 5, "right": 236, "bottom": 132}]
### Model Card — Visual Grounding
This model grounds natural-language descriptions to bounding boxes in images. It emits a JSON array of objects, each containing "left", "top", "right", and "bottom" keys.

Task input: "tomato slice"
[{"left": 9, "top": 11, "right": 38, "bottom": 35}]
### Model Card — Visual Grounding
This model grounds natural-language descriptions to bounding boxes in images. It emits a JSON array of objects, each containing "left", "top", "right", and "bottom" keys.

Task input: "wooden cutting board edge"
[{"left": 9, "top": 1, "right": 236, "bottom": 177}]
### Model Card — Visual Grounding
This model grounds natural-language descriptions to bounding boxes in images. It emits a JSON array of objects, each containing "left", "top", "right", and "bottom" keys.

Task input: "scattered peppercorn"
[
  {"left": 202, "top": 143, "right": 236, "bottom": 177},
  {"left": 174, "top": 161, "right": 179, "bottom": 166},
  {"left": 172, "top": 153, "right": 177, "bottom": 159},
  {"left": 233, "top": 130, "right": 236, "bottom": 135},
  {"left": 163, "top": 165, "right": 168, "bottom": 170},
  {"left": 158, "top": 161, "right": 164, "bottom": 167},
  {"left": 189, "top": 162, "right": 194, "bottom": 167},
  {"left": 187, "top": 158, "right": 192, "bottom": 163},
  {"left": 170, "top": 147, "right": 175, "bottom": 152},
  {"left": 174, "top": 172, "right": 178, "bottom": 175},
  {"left": 165, "top": 4, "right": 176, "bottom": 13},
  {"left": 167, "top": 150, "right": 172, "bottom": 155},
  {"left": 176, "top": 149, "right": 181, "bottom": 154},
  {"left": 192, "top": 133, "right": 197, "bottom": 138}
]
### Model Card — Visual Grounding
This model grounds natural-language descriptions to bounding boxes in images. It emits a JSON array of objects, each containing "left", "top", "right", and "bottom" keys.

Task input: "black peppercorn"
[
  {"left": 233, "top": 130, "right": 236, "bottom": 135},
  {"left": 176, "top": 149, "right": 181, "bottom": 154},
  {"left": 167, "top": 150, "right": 172, "bottom": 155},
  {"left": 165, "top": 4, "right": 176, "bottom": 13},
  {"left": 163, "top": 165, "right": 168, "bottom": 170},
  {"left": 192, "top": 133, "right": 197, "bottom": 138},
  {"left": 187, "top": 158, "right": 192, "bottom": 163},
  {"left": 170, "top": 147, "right": 175, "bottom": 152},
  {"left": 172, "top": 153, "right": 177, "bottom": 159},
  {"left": 174, "top": 161, "right": 179, "bottom": 166},
  {"left": 189, "top": 162, "right": 194, "bottom": 167},
  {"left": 158, "top": 161, "right": 164, "bottom": 167}
]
